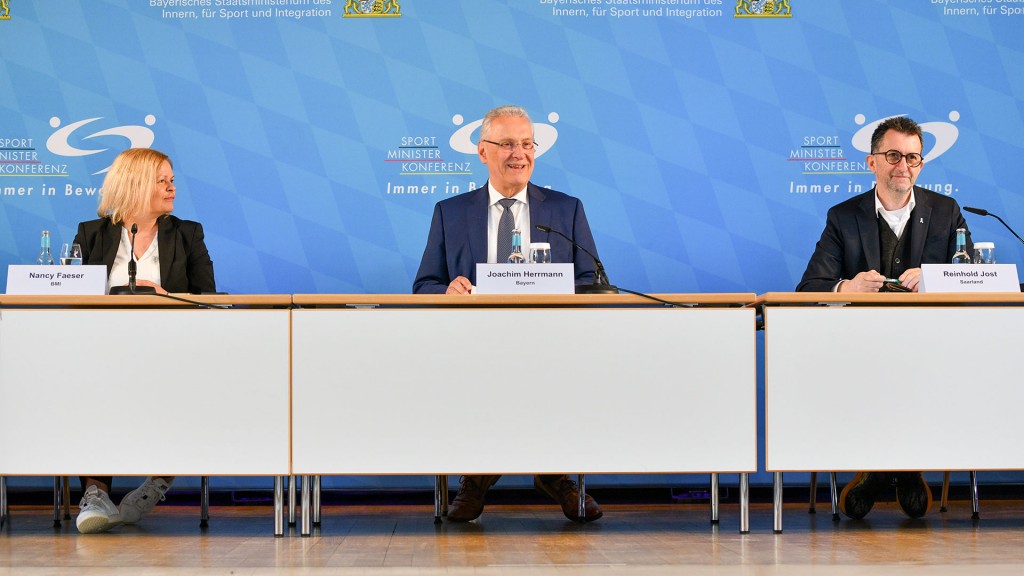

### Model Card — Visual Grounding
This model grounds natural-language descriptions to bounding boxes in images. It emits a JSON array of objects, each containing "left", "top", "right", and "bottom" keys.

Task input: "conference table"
[
  {"left": 760, "top": 292, "right": 1024, "bottom": 533},
  {"left": 10, "top": 290, "right": 1020, "bottom": 536},
  {"left": 290, "top": 293, "right": 758, "bottom": 535},
  {"left": 0, "top": 294, "right": 292, "bottom": 535},
  {"left": 2, "top": 292, "right": 757, "bottom": 536}
]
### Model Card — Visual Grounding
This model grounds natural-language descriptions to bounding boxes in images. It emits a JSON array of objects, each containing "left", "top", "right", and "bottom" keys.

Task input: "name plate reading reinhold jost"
[
  {"left": 919, "top": 263, "right": 1020, "bottom": 293},
  {"left": 6, "top": 265, "right": 107, "bottom": 295},
  {"left": 475, "top": 263, "right": 575, "bottom": 295}
]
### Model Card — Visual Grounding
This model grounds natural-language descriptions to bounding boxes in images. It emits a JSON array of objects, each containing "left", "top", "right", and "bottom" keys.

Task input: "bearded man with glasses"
[
  {"left": 796, "top": 115, "right": 972, "bottom": 520},
  {"left": 798, "top": 115, "right": 971, "bottom": 294}
]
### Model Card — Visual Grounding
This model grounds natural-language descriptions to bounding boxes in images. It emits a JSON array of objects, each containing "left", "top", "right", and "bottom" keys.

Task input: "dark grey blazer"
[{"left": 797, "top": 186, "right": 970, "bottom": 292}]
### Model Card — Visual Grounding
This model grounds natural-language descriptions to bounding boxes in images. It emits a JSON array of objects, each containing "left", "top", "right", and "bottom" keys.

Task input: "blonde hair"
[{"left": 96, "top": 148, "right": 172, "bottom": 224}]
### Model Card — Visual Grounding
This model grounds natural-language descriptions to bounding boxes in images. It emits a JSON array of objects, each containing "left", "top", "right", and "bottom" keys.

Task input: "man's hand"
[
  {"left": 839, "top": 270, "right": 885, "bottom": 293},
  {"left": 445, "top": 276, "right": 473, "bottom": 295},
  {"left": 898, "top": 267, "right": 922, "bottom": 292}
]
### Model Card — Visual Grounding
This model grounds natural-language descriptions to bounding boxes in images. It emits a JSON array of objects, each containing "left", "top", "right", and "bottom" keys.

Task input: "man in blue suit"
[
  {"left": 797, "top": 116, "right": 971, "bottom": 520},
  {"left": 412, "top": 105, "right": 603, "bottom": 523},
  {"left": 413, "top": 106, "right": 599, "bottom": 295}
]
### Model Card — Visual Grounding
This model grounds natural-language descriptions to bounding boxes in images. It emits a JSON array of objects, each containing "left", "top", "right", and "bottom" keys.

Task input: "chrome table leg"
[
  {"left": 200, "top": 476, "right": 210, "bottom": 528},
  {"left": 53, "top": 477, "right": 62, "bottom": 528},
  {"left": 312, "top": 475, "right": 322, "bottom": 527},
  {"left": 710, "top": 473, "right": 720, "bottom": 524},
  {"left": 301, "top": 476, "right": 312, "bottom": 537},
  {"left": 739, "top": 473, "right": 750, "bottom": 534},
  {"left": 577, "top": 474, "right": 586, "bottom": 523},
  {"left": 288, "top": 475, "right": 296, "bottom": 526},
  {"left": 273, "top": 476, "right": 284, "bottom": 537},
  {"left": 773, "top": 472, "right": 783, "bottom": 534}
]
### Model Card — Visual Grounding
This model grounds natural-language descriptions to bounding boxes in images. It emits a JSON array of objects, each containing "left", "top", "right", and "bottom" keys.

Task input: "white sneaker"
[
  {"left": 119, "top": 477, "right": 172, "bottom": 524},
  {"left": 76, "top": 485, "right": 121, "bottom": 534}
]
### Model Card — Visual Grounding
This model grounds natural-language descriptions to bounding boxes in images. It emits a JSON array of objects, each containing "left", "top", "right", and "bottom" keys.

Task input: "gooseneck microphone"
[
  {"left": 110, "top": 223, "right": 157, "bottom": 295},
  {"left": 128, "top": 223, "right": 139, "bottom": 293},
  {"left": 535, "top": 224, "right": 618, "bottom": 294},
  {"left": 964, "top": 206, "right": 1024, "bottom": 246}
]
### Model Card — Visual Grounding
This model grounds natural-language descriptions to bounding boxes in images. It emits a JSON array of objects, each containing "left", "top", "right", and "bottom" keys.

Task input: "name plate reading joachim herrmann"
[{"left": 474, "top": 263, "right": 575, "bottom": 295}]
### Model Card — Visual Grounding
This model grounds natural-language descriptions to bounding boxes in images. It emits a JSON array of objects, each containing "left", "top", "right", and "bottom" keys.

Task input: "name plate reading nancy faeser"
[
  {"left": 919, "top": 263, "right": 1020, "bottom": 293},
  {"left": 6, "top": 265, "right": 107, "bottom": 295},
  {"left": 474, "top": 263, "right": 575, "bottom": 295}
]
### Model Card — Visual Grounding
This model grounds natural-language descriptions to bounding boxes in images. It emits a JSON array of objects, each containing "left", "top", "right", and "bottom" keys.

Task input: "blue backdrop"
[{"left": 2, "top": 1, "right": 1023, "bottom": 490}]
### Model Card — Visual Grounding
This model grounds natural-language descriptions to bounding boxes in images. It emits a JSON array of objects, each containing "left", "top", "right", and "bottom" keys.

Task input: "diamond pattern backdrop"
[{"left": 2, "top": 0, "right": 1023, "bottom": 488}]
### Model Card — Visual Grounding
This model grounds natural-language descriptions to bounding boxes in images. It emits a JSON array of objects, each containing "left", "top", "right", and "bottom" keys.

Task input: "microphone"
[
  {"left": 110, "top": 223, "right": 157, "bottom": 295},
  {"left": 128, "top": 223, "right": 138, "bottom": 293},
  {"left": 535, "top": 224, "right": 618, "bottom": 294},
  {"left": 964, "top": 206, "right": 1024, "bottom": 246}
]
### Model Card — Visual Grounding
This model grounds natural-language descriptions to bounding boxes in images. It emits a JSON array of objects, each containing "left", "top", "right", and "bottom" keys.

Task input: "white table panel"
[
  {"left": 292, "top": 307, "right": 756, "bottom": 475},
  {"left": 766, "top": 306, "right": 1024, "bottom": 472},
  {"left": 0, "top": 309, "right": 290, "bottom": 476}
]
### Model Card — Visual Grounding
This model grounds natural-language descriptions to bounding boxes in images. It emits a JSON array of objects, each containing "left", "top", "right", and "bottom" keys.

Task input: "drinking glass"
[
  {"left": 60, "top": 243, "right": 83, "bottom": 265},
  {"left": 973, "top": 242, "right": 995, "bottom": 264},
  {"left": 529, "top": 242, "right": 551, "bottom": 264}
]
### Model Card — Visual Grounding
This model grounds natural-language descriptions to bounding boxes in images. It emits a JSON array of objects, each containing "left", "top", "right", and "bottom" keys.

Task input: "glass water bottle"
[
  {"left": 36, "top": 230, "right": 55, "bottom": 265},
  {"left": 951, "top": 228, "right": 971, "bottom": 264},
  {"left": 507, "top": 228, "right": 526, "bottom": 264}
]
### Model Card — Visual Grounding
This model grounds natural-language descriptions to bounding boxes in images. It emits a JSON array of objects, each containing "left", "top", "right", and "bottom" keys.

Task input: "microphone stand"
[
  {"left": 535, "top": 224, "right": 618, "bottom": 294},
  {"left": 110, "top": 223, "right": 157, "bottom": 295},
  {"left": 576, "top": 260, "right": 618, "bottom": 295},
  {"left": 964, "top": 206, "right": 1024, "bottom": 246},
  {"left": 964, "top": 206, "right": 1024, "bottom": 292}
]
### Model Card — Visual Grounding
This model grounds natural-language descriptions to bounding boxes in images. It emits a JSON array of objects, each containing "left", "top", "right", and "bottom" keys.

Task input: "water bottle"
[
  {"left": 951, "top": 228, "right": 971, "bottom": 264},
  {"left": 507, "top": 228, "right": 526, "bottom": 264},
  {"left": 36, "top": 230, "right": 55, "bottom": 265}
]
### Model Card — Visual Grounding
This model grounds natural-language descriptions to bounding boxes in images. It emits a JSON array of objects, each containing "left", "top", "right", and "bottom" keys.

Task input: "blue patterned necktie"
[{"left": 496, "top": 198, "right": 517, "bottom": 262}]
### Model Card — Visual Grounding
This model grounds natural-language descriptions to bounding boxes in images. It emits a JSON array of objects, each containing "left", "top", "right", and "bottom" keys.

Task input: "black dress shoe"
[
  {"left": 447, "top": 475, "right": 500, "bottom": 522},
  {"left": 839, "top": 472, "right": 890, "bottom": 520},
  {"left": 534, "top": 475, "right": 603, "bottom": 523},
  {"left": 894, "top": 472, "right": 932, "bottom": 519}
]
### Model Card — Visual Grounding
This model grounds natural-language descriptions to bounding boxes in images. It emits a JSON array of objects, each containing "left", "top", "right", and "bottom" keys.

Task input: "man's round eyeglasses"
[
  {"left": 872, "top": 150, "right": 923, "bottom": 168},
  {"left": 481, "top": 139, "right": 536, "bottom": 152}
]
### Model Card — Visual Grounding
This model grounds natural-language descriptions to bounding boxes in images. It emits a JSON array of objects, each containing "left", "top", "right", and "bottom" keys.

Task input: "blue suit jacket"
[
  {"left": 797, "top": 186, "right": 970, "bottom": 292},
  {"left": 413, "top": 183, "right": 600, "bottom": 294}
]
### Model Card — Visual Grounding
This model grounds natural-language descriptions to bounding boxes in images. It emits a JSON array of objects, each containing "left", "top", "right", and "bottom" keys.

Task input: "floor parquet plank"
[{"left": 1, "top": 500, "right": 1023, "bottom": 575}]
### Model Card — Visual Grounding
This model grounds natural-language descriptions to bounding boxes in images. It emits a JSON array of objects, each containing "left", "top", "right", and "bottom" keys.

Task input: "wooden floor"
[{"left": 2, "top": 499, "right": 1024, "bottom": 575}]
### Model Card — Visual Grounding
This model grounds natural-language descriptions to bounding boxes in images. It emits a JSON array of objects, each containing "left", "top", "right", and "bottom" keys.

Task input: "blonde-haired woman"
[
  {"left": 74, "top": 148, "right": 215, "bottom": 295},
  {"left": 72, "top": 148, "right": 216, "bottom": 533}
]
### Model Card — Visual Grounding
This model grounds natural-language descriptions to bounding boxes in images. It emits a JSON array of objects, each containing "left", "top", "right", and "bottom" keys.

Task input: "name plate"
[
  {"left": 919, "top": 263, "right": 1020, "bottom": 293},
  {"left": 6, "top": 265, "right": 107, "bottom": 295},
  {"left": 475, "top": 263, "right": 575, "bottom": 294}
]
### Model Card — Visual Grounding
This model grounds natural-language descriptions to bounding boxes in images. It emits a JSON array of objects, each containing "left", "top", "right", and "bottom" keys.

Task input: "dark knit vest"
[{"left": 878, "top": 214, "right": 912, "bottom": 279}]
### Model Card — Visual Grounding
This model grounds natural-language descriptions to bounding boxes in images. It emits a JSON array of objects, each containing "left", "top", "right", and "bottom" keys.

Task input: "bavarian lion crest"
[
  {"left": 344, "top": 0, "right": 401, "bottom": 17},
  {"left": 735, "top": 0, "right": 792, "bottom": 17}
]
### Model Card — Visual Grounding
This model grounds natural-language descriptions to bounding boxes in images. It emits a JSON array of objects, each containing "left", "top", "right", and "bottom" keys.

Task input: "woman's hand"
[{"left": 130, "top": 280, "right": 167, "bottom": 295}]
